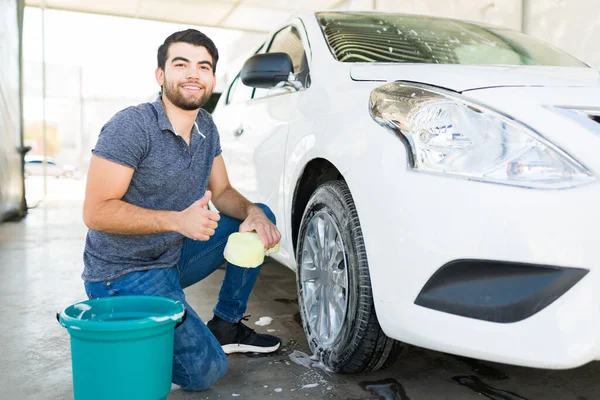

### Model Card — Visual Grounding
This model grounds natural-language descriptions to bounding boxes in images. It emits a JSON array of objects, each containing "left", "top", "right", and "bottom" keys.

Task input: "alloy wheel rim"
[{"left": 300, "top": 210, "right": 349, "bottom": 347}]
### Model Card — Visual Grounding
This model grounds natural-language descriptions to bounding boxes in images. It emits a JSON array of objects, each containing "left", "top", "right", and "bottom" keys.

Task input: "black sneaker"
[{"left": 207, "top": 315, "right": 282, "bottom": 354}]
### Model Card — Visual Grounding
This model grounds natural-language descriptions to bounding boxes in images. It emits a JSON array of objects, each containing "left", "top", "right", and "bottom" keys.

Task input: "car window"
[
  {"left": 317, "top": 12, "right": 586, "bottom": 67},
  {"left": 269, "top": 25, "right": 307, "bottom": 76},
  {"left": 226, "top": 73, "right": 254, "bottom": 105},
  {"left": 253, "top": 25, "right": 310, "bottom": 99}
]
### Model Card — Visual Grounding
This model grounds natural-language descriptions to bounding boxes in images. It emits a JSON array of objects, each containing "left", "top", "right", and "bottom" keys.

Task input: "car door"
[
  {"left": 214, "top": 71, "right": 256, "bottom": 191},
  {"left": 213, "top": 22, "right": 312, "bottom": 253}
]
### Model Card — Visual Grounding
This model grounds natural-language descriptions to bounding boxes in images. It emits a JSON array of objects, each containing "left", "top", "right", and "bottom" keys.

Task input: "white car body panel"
[
  {"left": 350, "top": 64, "right": 600, "bottom": 91},
  {"left": 217, "top": 89, "right": 300, "bottom": 261},
  {"left": 212, "top": 12, "right": 600, "bottom": 369}
]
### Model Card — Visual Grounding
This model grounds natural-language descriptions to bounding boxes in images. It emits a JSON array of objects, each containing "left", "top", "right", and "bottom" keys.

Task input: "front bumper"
[{"left": 344, "top": 146, "right": 600, "bottom": 369}]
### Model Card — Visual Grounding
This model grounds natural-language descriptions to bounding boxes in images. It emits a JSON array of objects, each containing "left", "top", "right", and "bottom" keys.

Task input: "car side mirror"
[{"left": 240, "top": 52, "right": 294, "bottom": 89}]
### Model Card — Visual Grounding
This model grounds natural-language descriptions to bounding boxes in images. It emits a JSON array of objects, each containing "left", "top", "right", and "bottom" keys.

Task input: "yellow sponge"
[{"left": 223, "top": 232, "right": 280, "bottom": 268}]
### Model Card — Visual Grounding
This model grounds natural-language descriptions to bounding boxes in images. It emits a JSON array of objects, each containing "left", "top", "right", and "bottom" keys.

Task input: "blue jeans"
[{"left": 84, "top": 203, "right": 275, "bottom": 391}]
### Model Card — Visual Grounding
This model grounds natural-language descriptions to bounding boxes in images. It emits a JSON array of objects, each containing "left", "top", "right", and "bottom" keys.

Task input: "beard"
[{"left": 163, "top": 76, "right": 213, "bottom": 111}]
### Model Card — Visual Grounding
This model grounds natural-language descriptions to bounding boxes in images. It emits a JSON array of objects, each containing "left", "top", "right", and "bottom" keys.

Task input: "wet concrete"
[{"left": 2, "top": 191, "right": 600, "bottom": 399}]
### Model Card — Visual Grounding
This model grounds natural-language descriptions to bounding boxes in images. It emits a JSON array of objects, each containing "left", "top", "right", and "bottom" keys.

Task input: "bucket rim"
[{"left": 58, "top": 295, "right": 185, "bottom": 332}]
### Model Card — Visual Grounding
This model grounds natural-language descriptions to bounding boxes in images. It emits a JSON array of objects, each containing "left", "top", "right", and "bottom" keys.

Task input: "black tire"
[{"left": 296, "top": 180, "right": 404, "bottom": 373}]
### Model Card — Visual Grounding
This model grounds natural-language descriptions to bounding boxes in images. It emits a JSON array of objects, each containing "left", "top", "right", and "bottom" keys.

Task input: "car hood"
[{"left": 350, "top": 65, "right": 600, "bottom": 92}]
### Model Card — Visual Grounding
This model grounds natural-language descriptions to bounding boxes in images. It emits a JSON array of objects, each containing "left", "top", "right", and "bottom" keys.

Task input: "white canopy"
[{"left": 25, "top": 0, "right": 351, "bottom": 33}]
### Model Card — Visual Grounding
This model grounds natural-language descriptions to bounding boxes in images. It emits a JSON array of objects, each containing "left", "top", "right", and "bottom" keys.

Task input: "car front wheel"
[{"left": 296, "top": 180, "right": 404, "bottom": 373}]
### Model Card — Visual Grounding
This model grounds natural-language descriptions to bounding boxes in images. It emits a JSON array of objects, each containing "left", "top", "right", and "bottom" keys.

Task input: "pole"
[
  {"left": 41, "top": 0, "right": 47, "bottom": 198},
  {"left": 521, "top": 0, "right": 529, "bottom": 34},
  {"left": 78, "top": 66, "right": 83, "bottom": 175}
]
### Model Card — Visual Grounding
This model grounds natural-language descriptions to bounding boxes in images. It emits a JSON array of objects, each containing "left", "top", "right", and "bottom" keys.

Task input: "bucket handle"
[
  {"left": 175, "top": 308, "right": 187, "bottom": 329},
  {"left": 56, "top": 308, "right": 187, "bottom": 328}
]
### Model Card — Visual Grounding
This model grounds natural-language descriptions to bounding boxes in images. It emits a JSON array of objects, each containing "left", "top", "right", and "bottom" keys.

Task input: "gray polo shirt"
[{"left": 82, "top": 97, "right": 222, "bottom": 282}]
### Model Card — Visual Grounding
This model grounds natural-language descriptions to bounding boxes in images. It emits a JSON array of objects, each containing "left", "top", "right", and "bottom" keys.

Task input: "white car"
[
  {"left": 212, "top": 11, "right": 600, "bottom": 373},
  {"left": 24, "top": 156, "right": 74, "bottom": 178}
]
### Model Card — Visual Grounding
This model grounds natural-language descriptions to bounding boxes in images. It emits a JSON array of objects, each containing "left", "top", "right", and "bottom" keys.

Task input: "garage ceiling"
[{"left": 25, "top": 0, "right": 351, "bottom": 33}]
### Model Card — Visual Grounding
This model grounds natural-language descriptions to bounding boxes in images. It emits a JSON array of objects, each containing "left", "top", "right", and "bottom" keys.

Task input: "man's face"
[{"left": 156, "top": 42, "right": 216, "bottom": 111}]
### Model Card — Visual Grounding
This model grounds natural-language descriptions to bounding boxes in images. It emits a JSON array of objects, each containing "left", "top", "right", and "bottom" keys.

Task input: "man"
[{"left": 82, "top": 29, "right": 282, "bottom": 391}]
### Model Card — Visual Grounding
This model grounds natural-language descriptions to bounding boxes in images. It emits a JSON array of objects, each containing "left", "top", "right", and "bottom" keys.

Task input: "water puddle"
[
  {"left": 293, "top": 311, "right": 302, "bottom": 326},
  {"left": 244, "top": 352, "right": 276, "bottom": 358},
  {"left": 453, "top": 375, "right": 528, "bottom": 400},
  {"left": 453, "top": 356, "right": 509, "bottom": 380},
  {"left": 275, "top": 298, "right": 297, "bottom": 304},
  {"left": 359, "top": 378, "right": 410, "bottom": 400}
]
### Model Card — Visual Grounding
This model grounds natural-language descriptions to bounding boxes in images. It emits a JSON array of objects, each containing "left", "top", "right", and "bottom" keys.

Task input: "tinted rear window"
[{"left": 317, "top": 12, "right": 586, "bottom": 67}]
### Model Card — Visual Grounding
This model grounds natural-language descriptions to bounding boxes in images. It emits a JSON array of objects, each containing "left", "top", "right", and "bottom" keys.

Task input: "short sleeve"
[
  {"left": 92, "top": 108, "right": 148, "bottom": 169},
  {"left": 213, "top": 125, "right": 222, "bottom": 158}
]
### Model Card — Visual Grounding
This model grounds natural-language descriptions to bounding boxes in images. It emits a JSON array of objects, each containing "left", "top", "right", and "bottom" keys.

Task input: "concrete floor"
[{"left": 1, "top": 180, "right": 600, "bottom": 400}]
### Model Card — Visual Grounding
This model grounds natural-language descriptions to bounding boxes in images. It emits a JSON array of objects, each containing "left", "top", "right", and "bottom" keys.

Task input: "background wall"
[{"left": 524, "top": 0, "right": 600, "bottom": 68}]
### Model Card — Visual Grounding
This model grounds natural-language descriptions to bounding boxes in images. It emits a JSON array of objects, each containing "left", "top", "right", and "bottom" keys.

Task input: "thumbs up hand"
[
  {"left": 177, "top": 191, "right": 221, "bottom": 241},
  {"left": 195, "top": 190, "right": 212, "bottom": 208}
]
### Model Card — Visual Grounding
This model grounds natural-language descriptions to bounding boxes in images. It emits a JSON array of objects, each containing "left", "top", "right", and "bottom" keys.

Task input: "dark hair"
[{"left": 157, "top": 29, "right": 219, "bottom": 73}]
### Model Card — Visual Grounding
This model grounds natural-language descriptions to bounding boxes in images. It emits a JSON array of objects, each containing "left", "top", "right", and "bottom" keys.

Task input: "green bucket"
[{"left": 58, "top": 296, "right": 186, "bottom": 400}]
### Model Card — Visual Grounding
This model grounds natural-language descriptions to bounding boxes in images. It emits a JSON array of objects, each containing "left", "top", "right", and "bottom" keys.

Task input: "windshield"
[{"left": 317, "top": 12, "right": 586, "bottom": 67}]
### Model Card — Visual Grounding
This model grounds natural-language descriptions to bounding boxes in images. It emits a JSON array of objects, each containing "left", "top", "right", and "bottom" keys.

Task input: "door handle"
[{"left": 233, "top": 127, "right": 244, "bottom": 137}]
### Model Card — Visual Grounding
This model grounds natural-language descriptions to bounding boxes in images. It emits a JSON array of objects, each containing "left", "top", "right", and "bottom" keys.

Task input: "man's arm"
[
  {"left": 208, "top": 155, "right": 281, "bottom": 249},
  {"left": 83, "top": 155, "right": 219, "bottom": 240}
]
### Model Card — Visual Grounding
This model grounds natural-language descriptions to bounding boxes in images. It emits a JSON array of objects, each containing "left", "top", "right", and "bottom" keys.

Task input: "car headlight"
[{"left": 369, "top": 83, "right": 594, "bottom": 189}]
